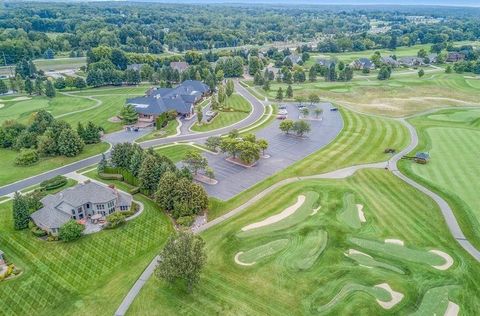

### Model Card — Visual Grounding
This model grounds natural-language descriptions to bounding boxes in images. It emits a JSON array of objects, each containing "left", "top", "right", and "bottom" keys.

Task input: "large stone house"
[
  {"left": 31, "top": 181, "right": 132, "bottom": 235},
  {"left": 350, "top": 58, "right": 375, "bottom": 70},
  {"left": 398, "top": 56, "right": 425, "bottom": 67},
  {"left": 380, "top": 56, "right": 400, "bottom": 68},
  {"left": 126, "top": 80, "right": 210, "bottom": 125},
  {"left": 446, "top": 52, "right": 465, "bottom": 62}
]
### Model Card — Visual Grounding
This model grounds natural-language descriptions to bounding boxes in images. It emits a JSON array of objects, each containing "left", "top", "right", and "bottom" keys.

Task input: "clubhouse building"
[{"left": 126, "top": 80, "right": 210, "bottom": 126}]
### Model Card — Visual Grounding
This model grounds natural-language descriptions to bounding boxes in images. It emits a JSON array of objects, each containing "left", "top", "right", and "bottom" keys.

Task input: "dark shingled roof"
[{"left": 126, "top": 80, "right": 210, "bottom": 116}]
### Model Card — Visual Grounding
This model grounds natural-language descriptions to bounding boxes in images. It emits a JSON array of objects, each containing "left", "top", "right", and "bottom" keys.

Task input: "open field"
[
  {"left": 208, "top": 107, "right": 409, "bottom": 219},
  {"left": 0, "top": 194, "right": 173, "bottom": 315},
  {"left": 399, "top": 108, "right": 480, "bottom": 249},
  {"left": 246, "top": 72, "right": 480, "bottom": 117},
  {"left": 191, "top": 94, "right": 252, "bottom": 132},
  {"left": 154, "top": 144, "right": 202, "bottom": 163},
  {"left": 128, "top": 169, "right": 479, "bottom": 315},
  {"left": 0, "top": 142, "right": 109, "bottom": 187}
]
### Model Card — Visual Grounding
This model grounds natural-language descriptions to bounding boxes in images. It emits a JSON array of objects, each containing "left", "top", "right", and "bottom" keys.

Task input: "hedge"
[
  {"left": 98, "top": 173, "right": 123, "bottom": 181},
  {"left": 40, "top": 175, "right": 68, "bottom": 191}
]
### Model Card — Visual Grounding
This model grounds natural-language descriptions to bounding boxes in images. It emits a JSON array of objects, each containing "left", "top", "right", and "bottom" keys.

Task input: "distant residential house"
[
  {"left": 316, "top": 59, "right": 335, "bottom": 68},
  {"left": 398, "top": 56, "right": 425, "bottom": 67},
  {"left": 350, "top": 58, "right": 375, "bottom": 70},
  {"left": 170, "top": 61, "right": 189, "bottom": 73},
  {"left": 446, "top": 52, "right": 465, "bottom": 62},
  {"left": 380, "top": 56, "right": 399, "bottom": 67},
  {"left": 126, "top": 80, "right": 210, "bottom": 125},
  {"left": 426, "top": 53, "right": 438, "bottom": 64},
  {"left": 126, "top": 63, "right": 144, "bottom": 72},
  {"left": 30, "top": 181, "right": 132, "bottom": 235},
  {"left": 283, "top": 54, "right": 302, "bottom": 65}
]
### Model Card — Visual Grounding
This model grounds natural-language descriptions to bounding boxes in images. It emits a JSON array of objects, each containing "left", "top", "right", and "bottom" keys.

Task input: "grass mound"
[
  {"left": 283, "top": 229, "right": 328, "bottom": 271},
  {"left": 337, "top": 193, "right": 363, "bottom": 229},
  {"left": 410, "top": 286, "right": 459, "bottom": 316},
  {"left": 349, "top": 237, "right": 446, "bottom": 266},
  {"left": 237, "top": 191, "right": 319, "bottom": 238},
  {"left": 345, "top": 249, "right": 404, "bottom": 274},
  {"left": 236, "top": 239, "right": 289, "bottom": 265}
]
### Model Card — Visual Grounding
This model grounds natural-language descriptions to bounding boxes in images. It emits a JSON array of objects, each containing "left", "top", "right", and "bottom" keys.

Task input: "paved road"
[{"left": 0, "top": 80, "right": 265, "bottom": 197}]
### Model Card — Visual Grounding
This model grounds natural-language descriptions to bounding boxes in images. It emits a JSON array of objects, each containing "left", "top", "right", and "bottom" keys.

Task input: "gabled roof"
[
  {"left": 127, "top": 80, "right": 210, "bottom": 116},
  {"left": 317, "top": 59, "right": 334, "bottom": 67},
  {"left": 170, "top": 61, "right": 189, "bottom": 72},
  {"left": 284, "top": 54, "right": 302, "bottom": 64}
]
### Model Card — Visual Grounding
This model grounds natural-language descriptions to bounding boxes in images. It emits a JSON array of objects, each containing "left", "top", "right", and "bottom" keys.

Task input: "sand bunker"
[
  {"left": 374, "top": 283, "right": 404, "bottom": 309},
  {"left": 357, "top": 204, "right": 366, "bottom": 223},
  {"left": 384, "top": 239, "right": 404, "bottom": 246},
  {"left": 241, "top": 195, "right": 306, "bottom": 231},
  {"left": 311, "top": 205, "right": 321, "bottom": 216},
  {"left": 345, "top": 249, "right": 372, "bottom": 258},
  {"left": 445, "top": 301, "right": 460, "bottom": 316},
  {"left": 234, "top": 252, "right": 255, "bottom": 266},
  {"left": 429, "top": 250, "right": 454, "bottom": 270}
]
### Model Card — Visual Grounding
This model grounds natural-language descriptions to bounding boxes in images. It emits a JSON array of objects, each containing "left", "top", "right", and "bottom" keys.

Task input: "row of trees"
[
  {"left": 218, "top": 131, "right": 269, "bottom": 165},
  {"left": 279, "top": 120, "right": 312, "bottom": 137}
]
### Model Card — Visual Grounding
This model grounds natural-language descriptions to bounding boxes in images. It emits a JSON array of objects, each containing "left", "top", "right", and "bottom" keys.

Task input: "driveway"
[{"left": 199, "top": 102, "right": 343, "bottom": 200}]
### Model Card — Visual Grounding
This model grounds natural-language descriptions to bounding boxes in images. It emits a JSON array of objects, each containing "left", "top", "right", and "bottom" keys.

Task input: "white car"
[{"left": 278, "top": 109, "right": 288, "bottom": 115}]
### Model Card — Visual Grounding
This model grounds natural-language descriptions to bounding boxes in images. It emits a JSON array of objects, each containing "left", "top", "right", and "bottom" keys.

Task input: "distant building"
[
  {"left": 170, "top": 61, "right": 189, "bottom": 73},
  {"left": 126, "top": 80, "right": 210, "bottom": 125},
  {"left": 316, "top": 59, "right": 335, "bottom": 68},
  {"left": 126, "top": 64, "right": 144, "bottom": 72},
  {"left": 427, "top": 53, "right": 438, "bottom": 64},
  {"left": 397, "top": 56, "right": 425, "bottom": 67},
  {"left": 350, "top": 58, "right": 375, "bottom": 70},
  {"left": 446, "top": 52, "right": 465, "bottom": 62},
  {"left": 283, "top": 54, "right": 302, "bottom": 65},
  {"left": 380, "top": 56, "right": 399, "bottom": 67},
  {"left": 31, "top": 181, "right": 132, "bottom": 235}
]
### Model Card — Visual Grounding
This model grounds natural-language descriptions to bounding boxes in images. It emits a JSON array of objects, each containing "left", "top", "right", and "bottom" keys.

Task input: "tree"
[
  {"left": 0, "top": 80, "right": 8, "bottom": 94},
  {"left": 301, "top": 107, "right": 309, "bottom": 118},
  {"left": 248, "top": 56, "right": 262, "bottom": 75},
  {"left": 59, "top": 220, "right": 84, "bottom": 242},
  {"left": 220, "top": 137, "right": 240, "bottom": 158},
  {"left": 377, "top": 66, "right": 391, "bottom": 80},
  {"left": 257, "top": 139, "right": 268, "bottom": 156},
  {"left": 54, "top": 77, "right": 66, "bottom": 90},
  {"left": 314, "top": 108, "right": 323, "bottom": 118},
  {"left": 58, "top": 129, "right": 84, "bottom": 157},
  {"left": 417, "top": 48, "right": 428, "bottom": 58},
  {"left": 155, "top": 232, "right": 206, "bottom": 293},
  {"left": 138, "top": 153, "right": 173, "bottom": 195},
  {"left": 205, "top": 167, "right": 215, "bottom": 179},
  {"left": 172, "top": 179, "right": 208, "bottom": 217},
  {"left": 205, "top": 136, "right": 221, "bottom": 152},
  {"left": 12, "top": 192, "right": 29, "bottom": 230},
  {"left": 120, "top": 104, "right": 138, "bottom": 125},
  {"left": 25, "top": 78, "right": 34, "bottom": 95},
  {"left": 286, "top": 85, "right": 293, "bottom": 98},
  {"left": 97, "top": 153, "right": 107, "bottom": 173},
  {"left": 125, "top": 69, "right": 141, "bottom": 85},
  {"left": 74, "top": 77, "right": 87, "bottom": 89},
  {"left": 45, "top": 80, "right": 56, "bottom": 98},
  {"left": 308, "top": 93, "right": 320, "bottom": 104},
  {"left": 34, "top": 78, "right": 43, "bottom": 95},
  {"left": 156, "top": 171, "right": 179, "bottom": 211},
  {"left": 210, "top": 94, "right": 219, "bottom": 110},
  {"left": 237, "top": 141, "right": 260, "bottom": 165},
  {"left": 418, "top": 69, "right": 425, "bottom": 78},
  {"left": 279, "top": 119, "right": 294, "bottom": 134},
  {"left": 182, "top": 150, "right": 208, "bottom": 175},
  {"left": 226, "top": 79, "right": 234, "bottom": 97},
  {"left": 129, "top": 147, "right": 145, "bottom": 177},
  {"left": 276, "top": 87, "right": 283, "bottom": 101},
  {"left": 196, "top": 105, "right": 203, "bottom": 124},
  {"left": 44, "top": 48, "right": 55, "bottom": 59},
  {"left": 111, "top": 142, "right": 135, "bottom": 169},
  {"left": 445, "top": 65, "right": 453, "bottom": 74},
  {"left": 86, "top": 69, "right": 104, "bottom": 87},
  {"left": 262, "top": 79, "right": 270, "bottom": 91},
  {"left": 217, "top": 85, "right": 226, "bottom": 104},
  {"left": 79, "top": 121, "right": 101, "bottom": 144},
  {"left": 309, "top": 66, "right": 317, "bottom": 82},
  {"left": 293, "top": 120, "right": 311, "bottom": 137}
]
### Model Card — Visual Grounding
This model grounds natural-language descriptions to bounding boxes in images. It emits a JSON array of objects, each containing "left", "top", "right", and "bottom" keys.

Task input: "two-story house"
[{"left": 31, "top": 181, "right": 132, "bottom": 235}]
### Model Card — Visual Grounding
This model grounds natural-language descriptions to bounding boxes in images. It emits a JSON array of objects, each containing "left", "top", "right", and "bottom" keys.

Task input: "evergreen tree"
[
  {"left": 276, "top": 87, "right": 284, "bottom": 101},
  {"left": 225, "top": 79, "right": 234, "bottom": 97},
  {"left": 262, "top": 79, "right": 270, "bottom": 91},
  {"left": 120, "top": 104, "right": 138, "bottom": 125},
  {"left": 35, "top": 77, "right": 43, "bottom": 95},
  {"left": 286, "top": 85, "right": 293, "bottom": 98},
  {"left": 58, "top": 128, "right": 84, "bottom": 157},
  {"left": 0, "top": 80, "right": 8, "bottom": 94},
  {"left": 309, "top": 66, "right": 317, "bottom": 82},
  {"left": 54, "top": 77, "right": 66, "bottom": 89},
  {"left": 218, "top": 85, "right": 226, "bottom": 104},
  {"left": 45, "top": 80, "right": 56, "bottom": 98},
  {"left": 86, "top": 69, "right": 104, "bottom": 87},
  {"left": 74, "top": 77, "right": 87, "bottom": 89},
  {"left": 377, "top": 66, "right": 392, "bottom": 80},
  {"left": 253, "top": 71, "right": 264, "bottom": 86},
  {"left": 25, "top": 78, "right": 33, "bottom": 95},
  {"left": 210, "top": 94, "right": 219, "bottom": 110},
  {"left": 83, "top": 121, "right": 101, "bottom": 144},
  {"left": 12, "top": 192, "right": 29, "bottom": 230},
  {"left": 418, "top": 69, "right": 425, "bottom": 78}
]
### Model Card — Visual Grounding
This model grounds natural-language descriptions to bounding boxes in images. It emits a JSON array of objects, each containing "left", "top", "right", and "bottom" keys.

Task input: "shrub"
[
  {"left": 59, "top": 220, "right": 84, "bottom": 242},
  {"left": 40, "top": 175, "right": 68, "bottom": 190},
  {"left": 98, "top": 172, "right": 123, "bottom": 180},
  {"left": 105, "top": 212, "right": 126, "bottom": 229},
  {"left": 31, "top": 227, "right": 47, "bottom": 237},
  {"left": 176, "top": 216, "right": 194, "bottom": 227},
  {"left": 129, "top": 187, "right": 140, "bottom": 195},
  {"left": 15, "top": 149, "right": 39, "bottom": 166}
]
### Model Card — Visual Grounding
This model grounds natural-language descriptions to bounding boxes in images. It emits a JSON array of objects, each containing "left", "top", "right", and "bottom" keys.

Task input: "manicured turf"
[
  {"left": 0, "top": 195, "right": 173, "bottom": 315},
  {"left": 34, "top": 57, "right": 86, "bottom": 71},
  {"left": 209, "top": 107, "right": 409, "bottom": 220},
  {"left": 136, "top": 119, "right": 179, "bottom": 142},
  {"left": 346, "top": 250, "right": 404, "bottom": 274},
  {"left": 128, "top": 169, "right": 480, "bottom": 315},
  {"left": 246, "top": 72, "right": 480, "bottom": 116},
  {"left": 237, "top": 239, "right": 289, "bottom": 264},
  {"left": 337, "top": 193, "right": 362, "bottom": 229},
  {"left": 399, "top": 108, "right": 480, "bottom": 249},
  {"left": 154, "top": 144, "right": 202, "bottom": 163},
  {"left": 0, "top": 142, "right": 109, "bottom": 187},
  {"left": 191, "top": 94, "right": 251, "bottom": 132},
  {"left": 410, "top": 286, "right": 458, "bottom": 316}
]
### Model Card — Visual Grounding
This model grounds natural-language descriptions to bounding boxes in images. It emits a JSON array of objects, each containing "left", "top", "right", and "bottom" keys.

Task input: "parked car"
[
  {"left": 277, "top": 115, "right": 287, "bottom": 120},
  {"left": 330, "top": 107, "right": 339, "bottom": 112},
  {"left": 278, "top": 109, "right": 288, "bottom": 115},
  {"left": 278, "top": 104, "right": 287, "bottom": 110},
  {"left": 205, "top": 110, "right": 216, "bottom": 117},
  {"left": 297, "top": 104, "right": 306, "bottom": 109}
]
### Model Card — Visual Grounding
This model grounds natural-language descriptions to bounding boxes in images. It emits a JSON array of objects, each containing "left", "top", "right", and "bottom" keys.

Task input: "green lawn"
[
  {"left": 0, "top": 194, "right": 173, "bottom": 315},
  {"left": 136, "top": 119, "right": 179, "bottom": 142},
  {"left": 208, "top": 106, "right": 409, "bottom": 220},
  {"left": 128, "top": 169, "right": 479, "bottom": 315},
  {"left": 154, "top": 144, "right": 202, "bottom": 163},
  {"left": 0, "top": 142, "right": 109, "bottom": 187},
  {"left": 191, "top": 94, "right": 252, "bottom": 132},
  {"left": 399, "top": 108, "right": 480, "bottom": 249},
  {"left": 248, "top": 72, "right": 480, "bottom": 117}
]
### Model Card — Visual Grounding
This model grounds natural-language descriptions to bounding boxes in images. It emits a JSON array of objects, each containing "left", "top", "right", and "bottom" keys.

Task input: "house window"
[
  {"left": 71, "top": 209, "right": 75, "bottom": 215},
  {"left": 79, "top": 213, "right": 84, "bottom": 219},
  {"left": 86, "top": 203, "right": 90, "bottom": 208},
  {"left": 72, "top": 215, "right": 77, "bottom": 220},
  {"left": 97, "top": 204, "right": 105, "bottom": 210}
]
